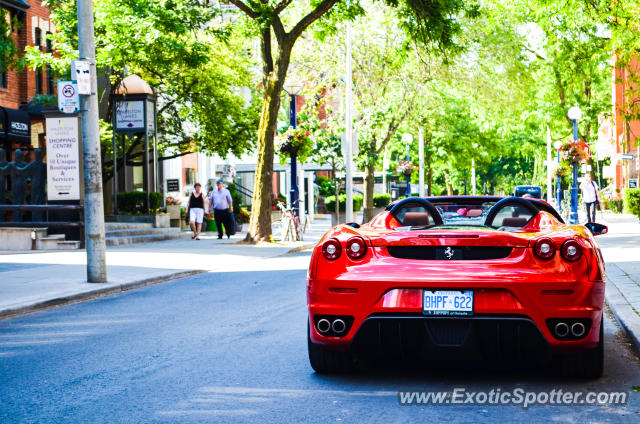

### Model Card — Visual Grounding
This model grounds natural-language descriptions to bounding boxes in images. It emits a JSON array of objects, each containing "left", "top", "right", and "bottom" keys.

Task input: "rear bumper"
[
  {"left": 307, "top": 278, "right": 604, "bottom": 353},
  {"left": 350, "top": 315, "right": 550, "bottom": 361}
]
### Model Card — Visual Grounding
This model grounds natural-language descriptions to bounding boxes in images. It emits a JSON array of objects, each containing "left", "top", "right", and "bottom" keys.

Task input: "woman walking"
[{"left": 187, "top": 182, "right": 206, "bottom": 240}]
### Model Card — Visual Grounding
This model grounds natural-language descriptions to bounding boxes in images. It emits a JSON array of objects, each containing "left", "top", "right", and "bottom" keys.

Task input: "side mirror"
[{"left": 585, "top": 222, "right": 608, "bottom": 236}]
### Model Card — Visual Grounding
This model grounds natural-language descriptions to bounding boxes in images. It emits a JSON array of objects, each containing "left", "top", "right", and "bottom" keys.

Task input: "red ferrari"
[{"left": 307, "top": 196, "right": 608, "bottom": 377}]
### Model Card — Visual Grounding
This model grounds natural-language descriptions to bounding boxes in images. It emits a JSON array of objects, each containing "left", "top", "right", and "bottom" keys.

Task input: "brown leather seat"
[
  {"left": 403, "top": 212, "right": 430, "bottom": 226},
  {"left": 501, "top": 217, "right": 528, "bottom": 227}
]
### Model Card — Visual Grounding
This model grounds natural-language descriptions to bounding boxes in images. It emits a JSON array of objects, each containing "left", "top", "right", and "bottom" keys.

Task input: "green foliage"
[
  {"left": 623, "top": 189, "right": 640, "bottom": 218},
  {"left": 117, "top": 191, "right": 163, "bottom": 213},
  {"left": 325, "top": 194, "right": 364, "bottom": 213},
  {"left": 373, "top": 193, "right": 392, "bottom": 208},
  {"left": 0, "top": 8, "right": 20, "bottom": 72},
  {"left": 227, "top": 183, "right": 245, "bottom": 223},
  {"left": 316, "top": 175, "right": 336, "bottom": 197}
]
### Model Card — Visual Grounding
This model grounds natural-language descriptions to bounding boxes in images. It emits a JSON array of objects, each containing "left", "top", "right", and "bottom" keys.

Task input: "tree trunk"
[
  {"left": 444, "top": 169, "right": 454, "bottom": 196},
  {"left": 364, "top": 163, "right": 375, "bottom": 222},
  {"left": 245, "top": 43, "right": 292, "bottom": 243},
  {"left": 426, "top": 152, "right": 432, "bottom": 196}
]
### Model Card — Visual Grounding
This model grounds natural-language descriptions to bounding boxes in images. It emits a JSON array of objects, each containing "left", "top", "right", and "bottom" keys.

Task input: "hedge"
[
  {"left": 624, "top": 188, "right": 640, "bottom": 218},
  {"left": 373, "top": 193, "right": 392, "bottom": 208},
  {"left": 325, "top": 194, "right": 363, "bottom": 212},
  {"left": 117, "top": 191, "right": 163, "bottom": 213}
]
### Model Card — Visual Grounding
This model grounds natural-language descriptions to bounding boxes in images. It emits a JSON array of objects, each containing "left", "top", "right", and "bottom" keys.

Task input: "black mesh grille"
[
  {"left": 351, "top": 316, "right": 549, "bottom": 361},
  {"left": 387, "top": 246, "right": 512, "bottom": 260}
]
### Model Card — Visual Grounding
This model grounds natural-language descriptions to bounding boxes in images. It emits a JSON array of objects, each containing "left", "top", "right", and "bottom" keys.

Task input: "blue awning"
[{"left": 0, "top": 0, "right": 30, "bottom": 12}]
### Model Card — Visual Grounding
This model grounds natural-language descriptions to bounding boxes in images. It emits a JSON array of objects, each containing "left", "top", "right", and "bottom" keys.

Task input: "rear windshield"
[{"left": 433, "top": 202, "right": 495, "bottom": 226}]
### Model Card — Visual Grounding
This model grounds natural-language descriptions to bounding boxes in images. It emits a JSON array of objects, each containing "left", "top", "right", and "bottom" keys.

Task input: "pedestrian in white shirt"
[
  {"left": 580, "top": 174, "right": 599, "bottom": 223},
  {"left": 209, "top": 178, "right": 234, "bottom": 239}
]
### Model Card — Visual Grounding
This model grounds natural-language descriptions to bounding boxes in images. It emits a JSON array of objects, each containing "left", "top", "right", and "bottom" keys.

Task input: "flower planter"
[{"left": 167, "top": 205, "right": 181, "bottom": 220}]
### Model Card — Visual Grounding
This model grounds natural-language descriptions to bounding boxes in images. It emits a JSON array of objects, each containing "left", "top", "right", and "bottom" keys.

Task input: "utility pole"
[
  {"left": 546, "top": 126, "right": 553, "bottom": 203},
  {"left": 471, "top": 158, "right": 476, "bottom": 196},
  {"left": 418, "top": 127, "right": 425, "bottom": 197},
  {"left": 77, "top": 0, "right": 107, "bottom": 282},
  {"left": 345, "top": 21, "right": 353, "bottom": 223}
]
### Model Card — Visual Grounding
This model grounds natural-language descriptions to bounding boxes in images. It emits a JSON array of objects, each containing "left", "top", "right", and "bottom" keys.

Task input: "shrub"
[
  {"left": 316, "top": 175, "right": 336, "bottom": 197},
  {"left": 624, "top": 188, "right": 640, "bottom": 218},
  {"left": 373, "top": 193, "right": 392, "bottom": 208},
  {"left": 226, "top": 183, "right": 245, "bottom": 223},
  {"left": 325, "top": 194, "right": 363, "bottom": 212},
  {"left": 117, "top": 191, "right": 162, "bottom": 213}
]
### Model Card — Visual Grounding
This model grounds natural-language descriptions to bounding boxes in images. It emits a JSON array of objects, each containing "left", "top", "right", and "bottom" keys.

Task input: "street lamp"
[
  {"left": 567, "top": 106, "right": 582, "bottom": 224},
  {"left": 283, "top": 77, "right": 303, "bottom": 216},
  {"left": 402, "top": 133, "right": 413, "bottom": 197},
  {"left": 553, "top": 140, "right": 563, "bottom": 213}
]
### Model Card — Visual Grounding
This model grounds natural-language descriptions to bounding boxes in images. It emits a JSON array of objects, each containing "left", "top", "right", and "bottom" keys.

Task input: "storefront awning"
[
  {"left": 0, "top": 0, "right": 30, "bottom": 12},
  {"left": 0, "top": 107, "right": 31, "bottom": 145}
]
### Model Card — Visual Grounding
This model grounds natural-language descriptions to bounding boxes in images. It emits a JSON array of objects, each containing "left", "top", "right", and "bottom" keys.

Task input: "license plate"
[{"left": 423, "top": 290, "right": 473, "bottom": 316}]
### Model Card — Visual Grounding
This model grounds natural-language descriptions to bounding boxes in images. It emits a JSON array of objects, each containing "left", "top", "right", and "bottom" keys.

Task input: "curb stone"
[
  {"left": 0, "top": 269, "right": 205, "bottom": 320},
  {"left": 605, "top": 278, "right": 640, "bottom": 355}
]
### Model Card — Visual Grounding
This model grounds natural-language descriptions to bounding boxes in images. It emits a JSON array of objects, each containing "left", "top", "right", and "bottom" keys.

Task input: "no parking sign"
[{"left": 57, "top": 81, "right": 79, "bottom": 114}]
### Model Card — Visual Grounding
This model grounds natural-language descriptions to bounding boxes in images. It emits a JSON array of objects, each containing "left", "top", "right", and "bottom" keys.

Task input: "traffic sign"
[
  {"left": 622, "top": 153, "right": 634, "bottom": 161},
  {"left": 57, "top": 81, "right": 79, "bottom": 114},
  {"left": 72, "top": 60, "right": 92, "bottom": 95}
]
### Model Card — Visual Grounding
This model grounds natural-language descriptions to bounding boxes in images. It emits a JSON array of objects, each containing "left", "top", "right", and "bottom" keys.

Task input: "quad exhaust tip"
[
  {"left": 332, "top": 319, "right": 346, "bottom": 334},
  {"left": 571, "top": 322, "right": 586, "bottom": 338},
  {"left": 317, "top": 319, "right": 331, "bottom": 334},
  {"left": 554, "top": 322, "right": 570, "bottom": 338}
]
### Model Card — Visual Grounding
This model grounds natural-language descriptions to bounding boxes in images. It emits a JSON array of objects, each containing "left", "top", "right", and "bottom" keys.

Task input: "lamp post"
[
  {"left": 553, "top": 140, "right": 563, "bottom": 214},
  {"left": 284, "top": 78, "right": 302, "bottom": 216},
  {"left": 567, "top": 106, "right": 582, "bottom": 224},
  {"left": 402, "top": 133, "right": 413, "bottom": 197}
]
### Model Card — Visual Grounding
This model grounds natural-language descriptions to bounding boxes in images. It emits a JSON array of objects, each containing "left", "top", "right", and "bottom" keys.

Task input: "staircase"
[{"left": 105, "top": 222, "right": 191, "bottom": 246}]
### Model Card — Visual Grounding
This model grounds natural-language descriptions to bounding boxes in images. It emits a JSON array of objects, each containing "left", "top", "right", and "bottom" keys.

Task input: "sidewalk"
[
  {"left": 0, "top": 215, "right": 332, "bottom": 319},
  {"left": 596, "top": 211, "right": 640, "bottom": 352}
]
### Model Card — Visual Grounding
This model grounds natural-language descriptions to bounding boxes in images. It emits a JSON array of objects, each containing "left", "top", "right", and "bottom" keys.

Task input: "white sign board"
[
  {"left": 115, "top": 101, "right": 144, "bottom": 130},
  {"left": 602, "top": 165, "right": 615, "bottom": 179},
  {"left": 57, "top": 81, "right": 79, "bottom": 113},
  {"left": 46, "top": 117, "right": 80, "bottom": 201},
  {"left": 72, "top": 60, "right": 92, "bottom": 95},
  {"left": 146, "top": 100, "right": 155, "bottom": 132}
]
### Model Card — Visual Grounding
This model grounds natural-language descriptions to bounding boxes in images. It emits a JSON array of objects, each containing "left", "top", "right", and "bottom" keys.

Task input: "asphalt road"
[{"left": 1, "top": 251, "right": 640, "bottom": 423}]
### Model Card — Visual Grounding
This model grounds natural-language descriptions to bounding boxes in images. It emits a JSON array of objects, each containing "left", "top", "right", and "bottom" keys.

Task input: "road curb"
[
  {"left": 284, "top": 242, "right": 317, "bottom": 255},
  {"left": 605, "top": 278, "right": 640, "bottom": 355},
  {"left": 0, "top": 269, "right": 206, "bottom": 320}
]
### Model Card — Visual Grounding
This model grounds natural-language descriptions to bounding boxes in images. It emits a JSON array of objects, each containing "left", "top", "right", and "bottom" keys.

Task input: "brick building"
[{"left": 1, "top": 0, "right": 55, "bottom": 160}]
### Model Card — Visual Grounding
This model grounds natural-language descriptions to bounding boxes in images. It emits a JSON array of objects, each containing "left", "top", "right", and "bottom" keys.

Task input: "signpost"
[
  {"left": 46, "top": 117, "right": 81, "bottom": 201},
  {"left": 115, "top": 101, "right": 145, "bottom": 130},
  {"left": 166, "top": 179, "right": 180, "bottom": 192},
  {"left": 57, "top": 81, "right": 79, "bottom": 114},
  {"left": 72, "top": 60, "right": 92, "bottom": 95}
]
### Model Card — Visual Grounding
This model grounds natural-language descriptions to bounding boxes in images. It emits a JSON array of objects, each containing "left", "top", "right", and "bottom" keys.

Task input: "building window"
[
  {"left": 46, "top": 32, "right": 52, "bottom": 53},
  {"left": 34, "top": 28, "right": 42, "bottom": 50},
  {"left": 46, "top": 65, "right": 54, "bottom": 94},
  {"left": 35, "top": 68, "right": 42, "bottom": 94},
  {"left": 0, "top": 61, "right": 6, "bottom": 89}
]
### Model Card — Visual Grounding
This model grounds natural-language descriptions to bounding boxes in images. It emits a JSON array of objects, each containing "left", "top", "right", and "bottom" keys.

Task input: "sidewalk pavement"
[
  {"left": 596, "top": 211, "right": 640, "bottom": 353},
  {"left": 0, "top": 215, "right": 332, "bottom": 319}
]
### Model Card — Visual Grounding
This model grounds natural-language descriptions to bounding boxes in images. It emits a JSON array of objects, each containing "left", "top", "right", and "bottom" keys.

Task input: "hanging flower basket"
[
  {"left": 395, "top": 160, "right": 415, "bottom": 177},
  {"left": 559, "top": 141, "right": 589, "bottom": 163},
  {"left": 276, "top": 127, "right": 313, "bottom": 160}
]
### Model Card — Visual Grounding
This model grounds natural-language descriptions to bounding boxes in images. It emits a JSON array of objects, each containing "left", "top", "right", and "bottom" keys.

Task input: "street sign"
[
  {"left": 46, "top": 117, "right": 81, "bottom": 201},
  {"left": 622, "top": 153, "right": 634, "bottom": 161},
  {"left": 166, "top": 179, "right": 180, "bottom": 192},
  {"left": 630, "top": 179, "right": 639, "bottom": 189},
  {"left": 57, "top": 81, "right": 79, "bottom": 114},
  {"left": 115, "top": 101, "right": 145, "bottom": 131},
  {"left": 72, "top": 60, "right": 92, "bottom": 95}
]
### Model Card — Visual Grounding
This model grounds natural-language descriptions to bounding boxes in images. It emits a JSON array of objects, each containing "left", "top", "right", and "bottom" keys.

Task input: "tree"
[
  {"left": 25, "top": 0, "right": 258, "bottom": 187},
  {"left": 227, "top": 0, "right": 479, "bottom": 242}
]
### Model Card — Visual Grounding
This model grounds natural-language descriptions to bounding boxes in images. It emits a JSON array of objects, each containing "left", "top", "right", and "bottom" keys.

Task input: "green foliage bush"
[
  {"left": 316, "top": 175, "right": 336, "bottom": 197},
  {"left": 373, "top": 193, "right": 392, "bottom": 208},
  {"left": 325, "top": 194, "right": 363, "bottom": 212},
  {"left": 117, "top": 191, "right": 163, "bottom": 213},
  {"left": 226, "top": 183, "right": 244, "bottom": 223},
  {"left": 624, "top": 188, "right": 640, "bottom": 218}
]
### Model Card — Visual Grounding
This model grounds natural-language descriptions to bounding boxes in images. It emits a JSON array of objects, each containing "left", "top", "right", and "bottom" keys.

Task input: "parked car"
[
  {"left": 307, "top": 196, "right": 607, "bottom": 377},
  {"left": 513, "top": 185, "right": 542, "bottom": 198}
]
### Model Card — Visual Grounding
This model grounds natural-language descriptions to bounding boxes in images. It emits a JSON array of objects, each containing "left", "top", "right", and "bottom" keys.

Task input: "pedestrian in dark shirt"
[{"left": 187, "top": 183, "right": 206, "bottom": 240}]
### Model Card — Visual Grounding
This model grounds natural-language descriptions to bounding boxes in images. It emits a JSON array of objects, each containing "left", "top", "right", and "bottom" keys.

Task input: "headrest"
[
  {"left": 403, "top": 212, "right": 430, "bottom": 227},
  {"left": 501, "top": 217, "right": 528, "bottom": 227},
  {"left": 466, "top": 208, "right": 483, "bottom": 217}
]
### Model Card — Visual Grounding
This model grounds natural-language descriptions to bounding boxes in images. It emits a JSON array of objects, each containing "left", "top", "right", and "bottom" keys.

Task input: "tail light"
[
  {"left": 534, "top": 238, "right": 555, "bottom": 260},
  {"left": 322, "top": 238, "right": 342, "bottom": 260},
  {"left": 346, "top": 237, "right": 367, "bottom": 260},
  {"left": 561, "top": 239, "right": 582, "bottom": 262}
]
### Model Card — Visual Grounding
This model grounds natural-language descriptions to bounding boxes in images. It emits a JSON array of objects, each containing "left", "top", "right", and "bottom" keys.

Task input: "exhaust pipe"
[
  {"left": 316, "top": 319, "right": 331, "bottom": 334},
  {"left": 554, "top": 322, "right": 569, "bottom": 338},
  {"left": 571, "top": 322, "right": 586, "bottom": 338},
  {"left": 332, "top": 319, "right": 346, "bottom": 334}
]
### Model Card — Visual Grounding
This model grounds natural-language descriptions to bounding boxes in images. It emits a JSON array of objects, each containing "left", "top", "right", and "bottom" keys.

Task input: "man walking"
[
  {"left": 209, "top": 178, "right": 233, "bottom": 239},
  {"left": 580, "top": 173, "right": 600, "bottom": 223}
]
